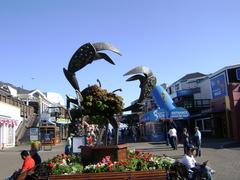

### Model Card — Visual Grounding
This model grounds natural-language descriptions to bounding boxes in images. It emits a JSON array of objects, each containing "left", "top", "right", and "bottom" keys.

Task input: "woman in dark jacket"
[{"left": 182, "top": 128, "right": 189, "bottom": 154}]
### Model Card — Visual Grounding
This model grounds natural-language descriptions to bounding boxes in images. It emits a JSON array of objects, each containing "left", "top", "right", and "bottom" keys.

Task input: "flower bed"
[
  {"left": 37, "top": 150, "right": 175, "bottom": 179},
  {"left": 39, "top": 154, "right": 83, "bottom": 176}
]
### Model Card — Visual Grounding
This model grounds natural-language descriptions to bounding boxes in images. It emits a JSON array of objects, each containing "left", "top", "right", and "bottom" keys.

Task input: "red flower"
[
  {"left": 108, "top": 166, "right": 113, "bottom": 171},
  {"left": 135, "top": 150, "right": 141, "bottom": 155},
  {"left": 48, "top": 163, "right": 54, "bottom": 169}
]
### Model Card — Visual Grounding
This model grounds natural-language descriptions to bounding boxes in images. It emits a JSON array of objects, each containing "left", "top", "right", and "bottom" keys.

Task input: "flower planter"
[
  {"left": 49, "top": 170, "right": 167, "bottom": 180},
  {"left": 80, "top": 144, "right": 128, "bottom": 166}
]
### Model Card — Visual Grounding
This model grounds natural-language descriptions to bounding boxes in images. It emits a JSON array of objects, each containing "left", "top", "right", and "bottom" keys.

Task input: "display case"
[{"left": 39, "top": 125, "right": 61, "bottom": 145}]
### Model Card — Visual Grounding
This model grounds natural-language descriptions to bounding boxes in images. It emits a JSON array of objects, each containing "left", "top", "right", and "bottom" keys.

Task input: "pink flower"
[{"left": 105, "top": 156, "right": 111, "bottom": 162}]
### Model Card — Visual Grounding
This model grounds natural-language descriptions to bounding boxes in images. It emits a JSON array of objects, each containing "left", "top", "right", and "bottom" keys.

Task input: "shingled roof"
[
  {"left": 178, "top": 72, "right": 207, "bottom": 82},
  {"left": 0, "top": 81, "right": 32, "bottom": 94}
]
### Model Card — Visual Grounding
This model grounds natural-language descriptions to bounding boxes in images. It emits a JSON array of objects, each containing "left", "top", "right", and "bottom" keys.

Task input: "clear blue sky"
[{"left": 1, "top": 0, "right": 240, "bottom": 108}]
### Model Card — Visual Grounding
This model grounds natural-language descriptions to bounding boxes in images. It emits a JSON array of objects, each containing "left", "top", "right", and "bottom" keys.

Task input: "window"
[
  {"left": 195, "top": 118, "right": 212, "bottom": 132},
  {"left": 175, "top": 84, "right": 180, "bottom": 91}
]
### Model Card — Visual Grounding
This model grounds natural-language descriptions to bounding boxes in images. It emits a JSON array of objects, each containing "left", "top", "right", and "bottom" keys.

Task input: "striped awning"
[{"left": 0, "top": 118, "right": 18, "bottom": 126}]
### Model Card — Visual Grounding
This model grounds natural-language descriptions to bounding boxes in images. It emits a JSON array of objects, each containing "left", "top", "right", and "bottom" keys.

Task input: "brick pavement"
[{"left": 0, "top": 139, "right": 239, "bottom": 180}]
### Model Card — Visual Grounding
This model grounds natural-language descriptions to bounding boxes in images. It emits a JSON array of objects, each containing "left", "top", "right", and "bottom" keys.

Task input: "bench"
[
  {"left": 170, "top": 161, "right": 207, "bottom": 180},
  {"left": 16, "top": 166, "right": 38, "bottom": 180}
]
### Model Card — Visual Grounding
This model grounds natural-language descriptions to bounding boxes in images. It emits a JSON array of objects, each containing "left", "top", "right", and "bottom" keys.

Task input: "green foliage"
[
  {"left": 42, "top": 154, "right": 83, "bottom": 175},
  {"left": 81, "top": 85, "right": 124, "bottom": 125},
  {"left": 84, "top": 151, "right": 175, "bottom": 173}
]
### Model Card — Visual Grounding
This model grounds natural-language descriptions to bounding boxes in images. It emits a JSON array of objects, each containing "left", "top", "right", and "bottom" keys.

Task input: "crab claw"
[
  {"left": 67, "top": 42, "right": 121, "bottom": 73},
  {"left": 123, "top": 66, "right": 157, "bottom": 112},
  {"left": 92, "top": 42, "right": 122, "bottom": 56},
  {"left": 63, "top": 68, "right": 80, "bottom": 91},
  {"left": 124, "top": 66, "right": 153, "bottom": 77},
  {"left": 63, "top": 42, "right": 121, "bottom": 92}
]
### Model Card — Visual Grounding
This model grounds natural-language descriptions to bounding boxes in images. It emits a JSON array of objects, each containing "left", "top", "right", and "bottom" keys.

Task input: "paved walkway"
[
  {"left": 128, "top": 138, "right": 240, "bottom": 180},
  {"left": 0, "top": 142, "right": 65, "bottom": 179},
  {"left": 0, "top": 138, "right": 239, "bottom": 179}
]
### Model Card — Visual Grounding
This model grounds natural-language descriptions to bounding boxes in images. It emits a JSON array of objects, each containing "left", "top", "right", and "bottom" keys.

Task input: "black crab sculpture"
[
  {"left": 63, "top": 42, "right": 122, "bottom": 145},
  {"left": 123, "top": 66, "right": 157, "bottom": 112}
]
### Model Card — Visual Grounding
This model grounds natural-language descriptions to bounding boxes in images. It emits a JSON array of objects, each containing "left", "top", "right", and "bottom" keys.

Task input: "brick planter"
[
  {"left": 49, "top": 170, "right": 167, "bottom": 180},
  {"left": 80, "top": 144, "right": 128, "bottom": 166}
]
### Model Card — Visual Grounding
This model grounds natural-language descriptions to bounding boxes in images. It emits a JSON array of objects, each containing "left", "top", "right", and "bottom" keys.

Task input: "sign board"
[
  {"left": 30, "top": 127, "right": 39, "bottom": 141},
  {"left": 170, "top": 107, "right": 190, "bottom": 120},
  {"left": 210, "top": 73, "right": 227, "bottom": 99},
  {"left": 72, "top": 136, "right": 85, "bottom": 153},
  {"left": 56, "top": 118, "right": 71, "bottom": 125}
]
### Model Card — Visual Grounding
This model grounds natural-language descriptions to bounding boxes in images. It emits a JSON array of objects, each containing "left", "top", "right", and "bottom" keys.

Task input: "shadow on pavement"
[{"left": 200, "top": 138, "right": 238, "bottom": 149}]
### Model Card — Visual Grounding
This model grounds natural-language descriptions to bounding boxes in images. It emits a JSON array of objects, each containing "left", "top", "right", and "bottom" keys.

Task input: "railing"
[
  {"left": 176, "top": 99, "right": 211, "bottom": 109},
  {"left": 15, "top": 114, "right": 38, "bottom": 144}
]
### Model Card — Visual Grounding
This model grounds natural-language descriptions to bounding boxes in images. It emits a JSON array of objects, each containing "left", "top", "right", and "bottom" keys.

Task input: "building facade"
[
  {"left": 166, "top": 64, "right": 240, "bottom": 140},
  {"left": 0, "top": 85, "right": 34, "bottom": 149},
  {"left": 209, "top": 64, "right": 240, "bottom": 140}
]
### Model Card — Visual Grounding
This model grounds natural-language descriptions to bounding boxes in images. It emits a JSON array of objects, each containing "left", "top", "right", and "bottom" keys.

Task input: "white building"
[
  {"left": 0, "top": 81, "right": 65, "bottom": 148},
  {"left": 0, "top": 84, "right": 23, "bottom": 149}
]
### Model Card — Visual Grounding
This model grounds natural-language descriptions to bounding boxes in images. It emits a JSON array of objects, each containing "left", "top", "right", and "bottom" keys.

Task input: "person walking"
[
  {"left": 168, "top": 126, "right": 178, "bottom": 150},
  {"left": 65, "top": 133, "right": 73, "bottom": 155},
  {"left": 194, "top": 126, "right": 202, "bottom": 157},
  {"left": 182, "top": 128, "right": 189, "bottom": 154}
]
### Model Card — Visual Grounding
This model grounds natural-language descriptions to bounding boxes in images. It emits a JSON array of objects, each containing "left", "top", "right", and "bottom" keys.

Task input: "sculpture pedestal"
[{"left": 80, "top": 144, "right": 128, "bottom": 166}]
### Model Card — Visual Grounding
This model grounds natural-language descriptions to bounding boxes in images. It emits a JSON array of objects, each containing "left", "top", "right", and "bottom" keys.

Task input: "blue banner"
[
  {"left": 170, "top": 107, "right": 190, "bottom": 120},
  {"left": 210, "top": 73, "right": 227, "bottom": 99},
  {"left": 142, "top": 108, "right": 167, "bottom": 122},
  {"left": 236, "top": 68, "right": 240, "bottom": 80}
]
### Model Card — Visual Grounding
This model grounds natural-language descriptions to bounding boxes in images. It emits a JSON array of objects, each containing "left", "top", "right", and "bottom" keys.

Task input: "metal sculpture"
[
  {"left": 123, "top": 66, "right": 157, "bottom": 112},
  {"left": 124, "top": 66, "right": 189, "bottom": 123},
  {"left": 63, "top": 42, "right": 122, "bottom": 145},
  {"left": 64, "top": 42, "right": 121, "bottom": 106}
]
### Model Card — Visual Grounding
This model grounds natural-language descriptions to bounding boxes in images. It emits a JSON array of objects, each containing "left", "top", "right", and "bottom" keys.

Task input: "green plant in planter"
[
  {"left": 80, "top": 85, "right": 124, "bottom": 145},
  {"left": 83, "top": 151, "right": 175, "bottom": 173},
  {"left": 30, "top": 140, "right": 41, "bottom": 150},
  {"left": 42, "top": 154, "right": 83, "bottom": 175}
]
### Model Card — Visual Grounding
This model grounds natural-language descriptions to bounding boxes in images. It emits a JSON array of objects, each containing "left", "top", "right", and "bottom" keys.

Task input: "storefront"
[
  {"left": 39, "top": 125, "right": 61, "bottom": 145},
  {"left": 0, "top": 117, "right": 18, "bottom": 149}
]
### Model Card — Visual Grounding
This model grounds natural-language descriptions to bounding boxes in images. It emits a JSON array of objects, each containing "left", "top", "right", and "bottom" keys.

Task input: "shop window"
[
  {"left": 195, "top": 118, "right": 212, "bottom": 132},
  {"left": 203, "top": 118, "right": 212, "bottom": 131},
  {"left": 196, "top": 120, "right": 203, "bottom": 130}
]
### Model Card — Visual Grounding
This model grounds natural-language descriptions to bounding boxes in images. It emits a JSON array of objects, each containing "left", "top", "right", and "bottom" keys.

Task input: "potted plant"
[{"left": 30, "top": 140, "right": 41, "bottom": 151}]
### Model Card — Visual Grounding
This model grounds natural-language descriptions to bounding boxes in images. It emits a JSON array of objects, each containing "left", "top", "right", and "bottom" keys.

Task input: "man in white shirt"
[
  {"left": 168, "top": 126, "right": 177, "bottom": 150},
  {"left": 194, "top": 126, "right": 202, "bottom": 157},
  {"left": 65, "top": 133, "right": 73, "bottom": 155},
  {"left": 181, "top": 144, "right": 214, "bottom": 179}
]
